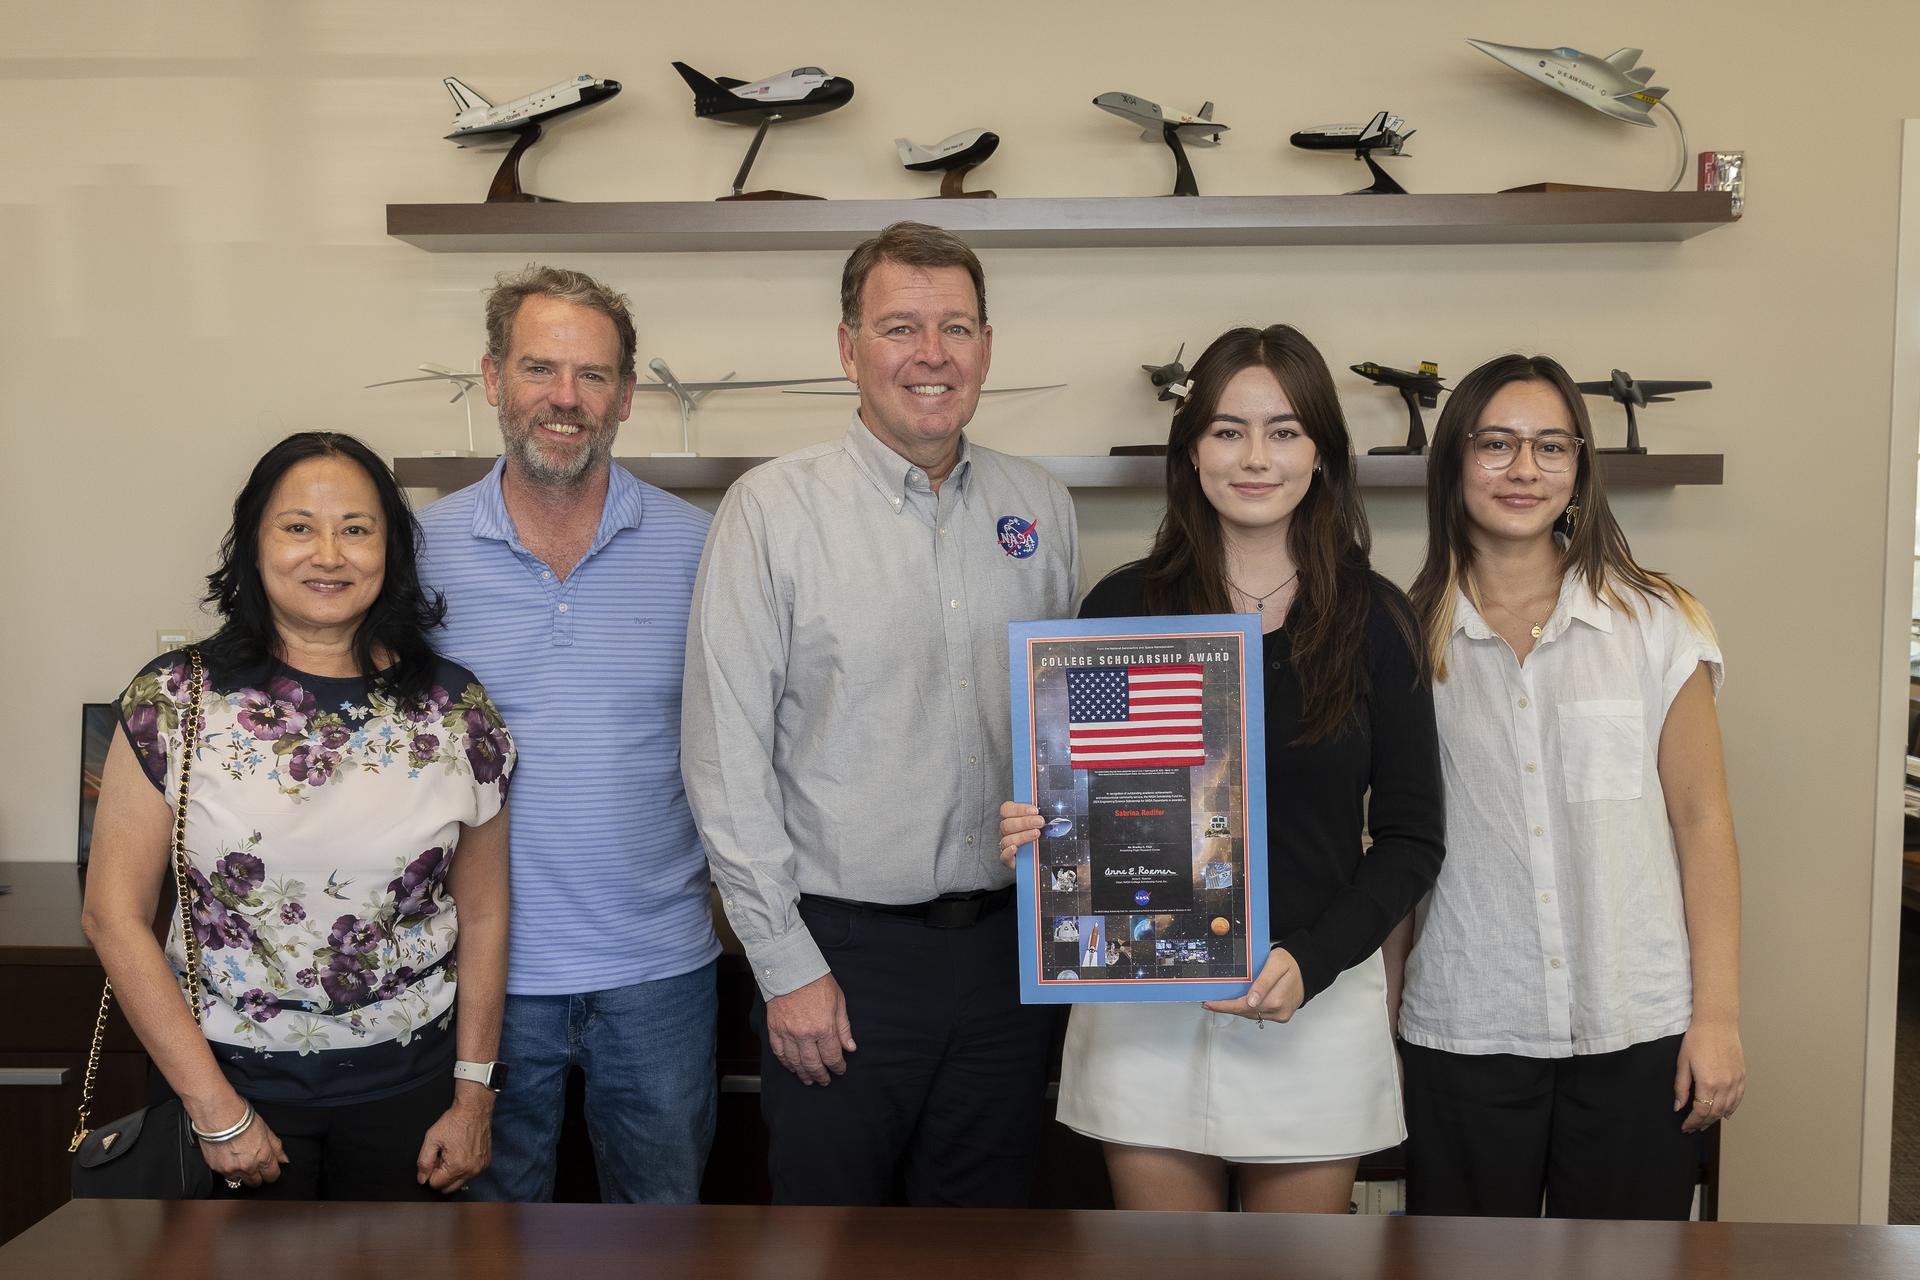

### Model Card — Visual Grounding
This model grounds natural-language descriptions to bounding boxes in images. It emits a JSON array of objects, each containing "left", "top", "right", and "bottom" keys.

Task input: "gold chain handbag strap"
[{"left": 70, "top": 648, "right": 206, "bottom": 1152}]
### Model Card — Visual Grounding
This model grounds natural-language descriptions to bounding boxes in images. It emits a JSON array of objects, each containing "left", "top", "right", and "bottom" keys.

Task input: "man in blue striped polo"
[{"left": 417, "top": 266, "right": 718, "bottom": 1203}]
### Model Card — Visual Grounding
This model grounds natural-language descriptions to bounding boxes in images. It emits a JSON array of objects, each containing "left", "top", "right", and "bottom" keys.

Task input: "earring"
[{"left": 1563, "top": 501, "right": 1580, "bottom": 533}]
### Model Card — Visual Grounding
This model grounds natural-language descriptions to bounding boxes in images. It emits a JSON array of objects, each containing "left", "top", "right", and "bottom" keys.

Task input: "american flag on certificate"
[{"left": 1065, "top": 663, "right": 1207, "bottom": 769}]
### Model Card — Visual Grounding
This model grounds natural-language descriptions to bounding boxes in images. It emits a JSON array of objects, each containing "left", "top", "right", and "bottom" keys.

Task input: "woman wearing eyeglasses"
[{"left": 1398, "top": 354, "right": 1744, "bottom": 1219}]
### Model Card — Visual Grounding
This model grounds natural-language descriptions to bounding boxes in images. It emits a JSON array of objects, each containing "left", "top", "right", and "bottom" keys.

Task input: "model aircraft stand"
[
  {"left": 1357, "top": 152, "right": 1407, "bottom": 196},
  {"left": 722, "top": 115, "right": 822, "bottom": 201},
  {"left": 486, "top": 122, "right": 558, "bottom": 204},
  {"left": 936, "top": 164, "right": 993, "bottom": 199},
  {"left": 1367, "top": 384, "right": 1429, "bottom": 454},
  {"left": 1162, "top": 123, "right": 1203, "bottom": 198}
]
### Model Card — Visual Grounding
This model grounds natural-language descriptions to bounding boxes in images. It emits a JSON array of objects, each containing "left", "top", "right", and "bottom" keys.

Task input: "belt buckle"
[{"left": 923, "top": 896, "right": 981, "bottom": 930}]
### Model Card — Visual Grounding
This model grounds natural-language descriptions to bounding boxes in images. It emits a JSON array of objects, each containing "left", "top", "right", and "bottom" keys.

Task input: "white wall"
[{"left": 4, "top": 0, "right": 1916, "bottom": 1224}]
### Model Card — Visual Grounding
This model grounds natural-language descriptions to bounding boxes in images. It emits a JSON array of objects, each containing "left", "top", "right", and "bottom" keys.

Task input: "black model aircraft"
[
  {"left": 1576, "top": 369, "right": 1712, "bottom": 454},
  {"left": 671, "top": 63, "right": 855, "bottom": 199},
  {"left": 1291, "top": 111, "right": 1415, "bottom": 194},
  {"left": 1143, "top": 344, "right": 1191, "bottom": 402},
  {"left": 1352, "top": 361, "right": 1446, "bottom": 453}
]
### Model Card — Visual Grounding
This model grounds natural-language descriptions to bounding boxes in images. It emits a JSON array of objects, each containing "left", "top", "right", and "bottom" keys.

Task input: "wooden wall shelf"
[
  {"left": 393, "top": 453, "right": 1723, "bottom": 492},
  {"left": 386, "top": 191, "right": 1736, "bottom": 253}
]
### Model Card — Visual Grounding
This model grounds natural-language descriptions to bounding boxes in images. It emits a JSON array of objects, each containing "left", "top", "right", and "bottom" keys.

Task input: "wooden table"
[{"left": 4, "top": 1200, "right": 1914, "bottom": 1280}]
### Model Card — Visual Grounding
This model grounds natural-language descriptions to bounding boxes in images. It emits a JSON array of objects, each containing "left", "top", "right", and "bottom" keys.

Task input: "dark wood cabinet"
[{"left": 0, "top": 864, "right": 148, "bottom": 1245}]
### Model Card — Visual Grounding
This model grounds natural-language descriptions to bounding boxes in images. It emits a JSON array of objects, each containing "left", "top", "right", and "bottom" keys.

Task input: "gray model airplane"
[
  {"left": 1290, "top": 110, "right": 1416, "bottom": 194},
  {"left": 366, "top": 365, "right": 486, "bottom": 456},
  {"left": 1576, "top": 369, "right": 1711, "bottom": 454},
  {"left": 639, "top": 358, "right": 846, "bottom": 455},
  {"left": 896, "top": 129, "right": 1000, "bottom": 197},
  {"left": 1093, "top": 93, "right": 1226, "bottom": 197},
  {"left": 1466, "top": 40, "right": 1669, "bottom": 127},
  {"left": 1142, "top": 344, "right": 1191, "bottom": 402}
]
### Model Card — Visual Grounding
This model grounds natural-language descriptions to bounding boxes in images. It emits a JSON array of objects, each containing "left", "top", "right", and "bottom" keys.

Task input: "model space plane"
[
  {"left": 897, "top": 129, "right": 1000, "bottom": 197},
  {"left": 1093, "top": 93, "right": 1227, "bottom": 197},
  {"left": 1466, "top": 40, "right": 1669, "bottom": 127},
  {"left": 442, "top": 73, "right": 621, "bottom": 143},
  {"left": 672, "top": 63, "right": 854, "bottom": 123},
  {"left": 1290, "top": 111, "right": 1415, "bottom": 193},
  {"left": 672, "top": 62, "right": 854, "bottom": 199}
]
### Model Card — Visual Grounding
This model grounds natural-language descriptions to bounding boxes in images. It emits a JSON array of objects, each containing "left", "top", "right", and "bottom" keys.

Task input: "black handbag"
[{"left": 70, "top": 648, "right": 216, "bottom": 1200}]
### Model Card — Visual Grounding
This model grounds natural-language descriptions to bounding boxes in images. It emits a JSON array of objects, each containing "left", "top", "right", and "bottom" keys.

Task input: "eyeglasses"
[{"left": 1466, "top": 429, "right": 1584, "bottom": 473}]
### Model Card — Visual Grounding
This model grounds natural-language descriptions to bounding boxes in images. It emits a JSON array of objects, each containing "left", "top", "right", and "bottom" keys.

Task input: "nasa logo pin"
[
  {"left": 996, "top": 515, "right": 1039, "bottom": 559},
  {"left": 1134, "top": 889, "right": 1151, "bottom": 907}
]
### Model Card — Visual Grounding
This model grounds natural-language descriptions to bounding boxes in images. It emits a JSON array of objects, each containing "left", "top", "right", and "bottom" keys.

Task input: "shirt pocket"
[{"left": 1558, "top": 699, "right": 1645, "bottom": 802}]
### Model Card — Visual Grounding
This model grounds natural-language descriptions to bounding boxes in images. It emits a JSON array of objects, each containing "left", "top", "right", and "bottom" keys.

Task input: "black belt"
[{"left": 801, "top": 886, "right": 1014, "bottom": 930}]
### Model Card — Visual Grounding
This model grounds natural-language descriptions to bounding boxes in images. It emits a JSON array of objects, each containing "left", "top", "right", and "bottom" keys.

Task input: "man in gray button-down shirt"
[{"left": 683, "top": 222, "right": 1079, "bottom": 1206}]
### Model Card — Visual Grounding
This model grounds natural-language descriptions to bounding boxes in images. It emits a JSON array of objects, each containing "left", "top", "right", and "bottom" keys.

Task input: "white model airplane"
[
  {"left": 443, "top": 73, "right": 621, "bottom": 144},
  {"left": 896, "top": 129, "right": 999, "bottom": 170},
  {"left": 1092, "top": 93, "right": 1228, "bottom": 143},
  {"left": 1466, "top": 40, "right": 1668, "bottom": 127},
  {"left": 638, "top": 358, "right": 846, "bottom": 456},
  {"left": 366, "top": 365, "right": 486, "bottom": 455}
]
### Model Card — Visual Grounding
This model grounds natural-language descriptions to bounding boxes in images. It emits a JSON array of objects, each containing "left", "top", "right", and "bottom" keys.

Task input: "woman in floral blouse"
[{"left": 84, "top": 432, "right": 514, "bottom": 1200}]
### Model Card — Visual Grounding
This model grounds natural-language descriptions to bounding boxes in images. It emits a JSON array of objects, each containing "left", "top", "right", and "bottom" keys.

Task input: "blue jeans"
[{"left": 471, "top": 962, "right": 717, "bottom": 1203}]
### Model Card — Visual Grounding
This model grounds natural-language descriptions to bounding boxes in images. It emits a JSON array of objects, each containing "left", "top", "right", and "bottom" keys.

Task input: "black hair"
[{"left": 200, "top": 431, "right": 445, "bottom": 696}]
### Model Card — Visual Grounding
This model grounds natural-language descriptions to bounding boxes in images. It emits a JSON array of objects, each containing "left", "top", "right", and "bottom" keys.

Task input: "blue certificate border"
[{"left": 1009, "top": 613, "right": 1269, "bottom": 1004}]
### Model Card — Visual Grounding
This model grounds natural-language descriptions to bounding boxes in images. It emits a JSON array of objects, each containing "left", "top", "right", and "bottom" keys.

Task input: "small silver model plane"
[
  {"left": 639, "top": 358, "right": 846, "bottom": 456},
  {"left": 443, "top": 73, "right": 621, "bottom": 143},
  {"left": 1291, "top": 111, "right": 1416, "bottom": 193},
  {"left": 673, "top": 62, "right": 855, "bottom": 199},
  {"left": 1575, "top": 369, "right": 1710, "bottom": 454},
  {"left": 897, "top": 129, "right": 1000, "bottom": 197},
  {"left": 366, "top": 365, "right": 486, "bottom": 456},
  {"left": 1092, "top": 93, "right": 1227, "bottom": 197},
  {"left": 1466, "top": 41, "right": 1668, "bottom": 127},
  {"left": 1351, "top": 361, "right": 1446, "bottom": 454}
]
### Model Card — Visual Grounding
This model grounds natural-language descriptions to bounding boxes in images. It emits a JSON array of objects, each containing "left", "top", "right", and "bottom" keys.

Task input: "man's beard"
[{"left": 499, "top": 405, "right": 616, "bottom": 486}]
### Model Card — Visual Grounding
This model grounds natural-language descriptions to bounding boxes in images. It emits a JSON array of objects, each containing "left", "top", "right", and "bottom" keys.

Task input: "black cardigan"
[{"left": 1078, "top": 563, "right": 1444, "bottom": 1003}]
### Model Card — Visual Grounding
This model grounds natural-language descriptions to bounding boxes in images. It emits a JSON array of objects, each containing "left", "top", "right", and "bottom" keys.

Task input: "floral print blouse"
[{"left": 119, "top": 652, "right": 513, "bottom": 1105}]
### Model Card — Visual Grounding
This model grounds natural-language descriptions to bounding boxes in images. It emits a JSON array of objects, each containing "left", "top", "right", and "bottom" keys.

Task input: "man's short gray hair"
[
  {"left": 839, "top": 222, "right": 987, "bottom": 330},
  {"left": 484, "top": 264, "right": 638, "bottom": 380}
]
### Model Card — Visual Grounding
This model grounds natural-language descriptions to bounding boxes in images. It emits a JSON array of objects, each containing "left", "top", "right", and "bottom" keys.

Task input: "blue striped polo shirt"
[{"left": 418, "top": 458, "right": 719, "bottom": 995}]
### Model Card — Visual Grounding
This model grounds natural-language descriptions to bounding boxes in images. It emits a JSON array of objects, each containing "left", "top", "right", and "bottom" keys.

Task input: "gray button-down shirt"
[{"left": 683, "top": 415, "right": 1080, "bottom": 998}]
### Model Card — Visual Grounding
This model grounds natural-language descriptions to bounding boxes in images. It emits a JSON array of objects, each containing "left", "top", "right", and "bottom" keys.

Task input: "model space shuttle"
[{"left": 442, "top": 73, "right": 621, "bottom": 143}]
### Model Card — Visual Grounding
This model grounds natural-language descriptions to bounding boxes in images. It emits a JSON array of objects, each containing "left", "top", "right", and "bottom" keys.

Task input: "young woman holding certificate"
[
  {"left": 1000, "top": 325, "right": 1444, "bottom": 1212},
  {"left": 1396, "top": 355, "right": 1744, "bottom": 1219}
]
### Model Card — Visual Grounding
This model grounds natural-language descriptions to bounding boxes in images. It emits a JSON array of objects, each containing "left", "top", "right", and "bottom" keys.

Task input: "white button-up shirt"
[{"left": 1399, "top": 575, "right": 1722, "bottom": 1058}]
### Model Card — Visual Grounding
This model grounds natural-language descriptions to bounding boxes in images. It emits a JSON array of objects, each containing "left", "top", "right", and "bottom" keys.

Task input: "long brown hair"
[
  {"left": 1409, "top": 353, "right": 1714, "bottom": 680},
  {"left": 1140, "top": 324, "right": 1417, "bottom": 743}
]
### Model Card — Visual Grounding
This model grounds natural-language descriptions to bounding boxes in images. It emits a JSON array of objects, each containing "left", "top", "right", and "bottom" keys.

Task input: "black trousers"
[
  {"left": 156, "top": 1068, "right": 453, "bottom": 1201},
  {"left": 1400, "top": 1034, "right": 1704, "bottom": 1219},
  {"left": 752, "top": 895, "right": 1054, "bottom": 1207}
]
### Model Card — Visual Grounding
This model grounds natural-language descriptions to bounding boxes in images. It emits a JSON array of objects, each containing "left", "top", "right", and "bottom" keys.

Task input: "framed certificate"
[{"left": 1008, "top": 614, "right": 1268, "bottom": 1004}]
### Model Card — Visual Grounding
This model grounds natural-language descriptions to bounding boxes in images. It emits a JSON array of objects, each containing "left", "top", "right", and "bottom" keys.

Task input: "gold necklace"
[
  {"left": 1226, "top": 569, "right": 1299, "bottom": 612},
  {"left": 1486, "top": 596, "right": 1554, "bottom": 640}
]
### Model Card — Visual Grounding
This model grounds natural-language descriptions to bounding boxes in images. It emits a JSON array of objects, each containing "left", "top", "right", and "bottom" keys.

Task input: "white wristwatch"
[{"left": 453, "top": 1059, "right": 508, "bottom": 1091}]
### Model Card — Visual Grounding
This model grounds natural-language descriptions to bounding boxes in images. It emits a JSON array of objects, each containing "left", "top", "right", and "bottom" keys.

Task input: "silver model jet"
[
  {"left": 1092, "top": 93, "right": 1227, "bottom": 197},
  {"left": 1466, "top": 40, "right": 1669, "bottom": 127}
]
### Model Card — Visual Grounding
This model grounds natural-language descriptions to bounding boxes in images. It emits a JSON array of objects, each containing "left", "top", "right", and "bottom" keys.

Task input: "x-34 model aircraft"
[
  {"left": 1093, "top": 92, "right": 1227, "bottom": 197},
  {"left": 1466, "top": 41, "right": 1668, "bottom": 127},
  {"left": 442, "top": 73, "right": 621, "bottom": 143}
]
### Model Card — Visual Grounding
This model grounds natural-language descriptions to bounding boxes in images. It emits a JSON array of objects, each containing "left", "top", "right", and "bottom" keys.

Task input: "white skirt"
[{"left": 1056, "top": 949, "right": 1404, "bottom": 1163}]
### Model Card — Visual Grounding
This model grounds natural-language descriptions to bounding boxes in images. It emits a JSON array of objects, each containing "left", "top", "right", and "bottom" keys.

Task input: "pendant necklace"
[
  {"left": 1227, "top": 569, "right": 1299, "bottom": 613},
  {"left": 1489, "top": 598, "right": 1552, "bottom": 640}
]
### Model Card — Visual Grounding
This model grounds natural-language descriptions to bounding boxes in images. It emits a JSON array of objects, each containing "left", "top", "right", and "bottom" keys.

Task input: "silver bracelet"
[{"left": 191, "top": 1102, "right": 256, "bottom": 1144}]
